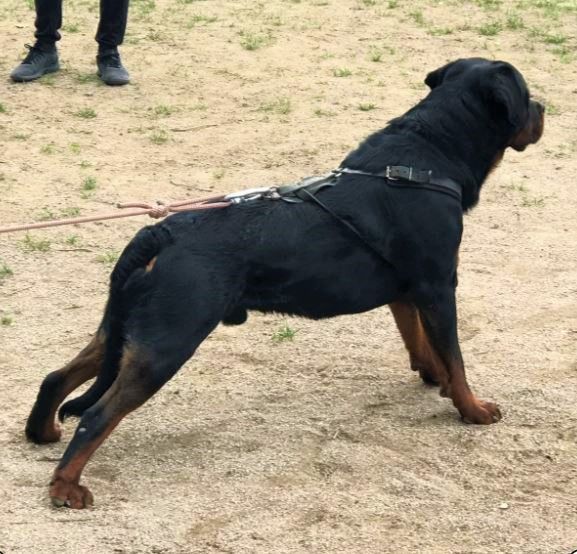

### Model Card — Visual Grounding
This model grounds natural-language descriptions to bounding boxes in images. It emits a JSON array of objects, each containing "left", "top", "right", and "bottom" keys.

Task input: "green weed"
[
  {"left": 259, "top": 97, "right": 292, "bottom": 115},
  {"left": 0, "top": 262, "right": 13, "bottom": 280},
  {"left": 75, "top": 108, "right": 97, "bottom": 119},
  {"left": 272, "top": 323, "right": 297, "bottom": 342},
  {"left": 478, "top": 21, "right": 501, "bottom": 36},
  {"left": 150, "top": 130, "right": 169, "bottom": 144},
  {"left": 21, "top": 234, "right": 51, "bottom": 252},
  {"left": 333, "top": 68, "right": 352, "bottom": 77}
]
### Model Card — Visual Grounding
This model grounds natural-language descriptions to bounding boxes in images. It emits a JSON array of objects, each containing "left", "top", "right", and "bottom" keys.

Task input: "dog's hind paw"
[
  {"left": 25, "top": 422, "right": 62, "bottom": 444},
  {"left": 50, "top": 478, "right": 94, "bottom": 509}
]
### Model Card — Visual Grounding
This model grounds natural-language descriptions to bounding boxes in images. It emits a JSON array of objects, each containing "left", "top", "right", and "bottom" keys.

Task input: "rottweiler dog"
[{"left": 26, "top": 58, "right": 544, "bottom": 508}]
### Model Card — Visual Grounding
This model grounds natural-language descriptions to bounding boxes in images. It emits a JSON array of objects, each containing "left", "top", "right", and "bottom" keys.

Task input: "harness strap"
[
  {"left": 276, "top": 173, "right": 338, "bottom": 202},
  {"left": 336, "top": 166, "right": 462, "bottom": 201}
]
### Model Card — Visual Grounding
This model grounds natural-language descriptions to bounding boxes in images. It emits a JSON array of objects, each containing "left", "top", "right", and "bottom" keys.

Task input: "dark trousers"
[{"left": 34, "top": 0, "right": 129, "bottom": 49}]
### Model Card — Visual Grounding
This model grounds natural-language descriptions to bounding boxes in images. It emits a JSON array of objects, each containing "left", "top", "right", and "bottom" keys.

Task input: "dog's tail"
[{"left": 58, "top": 224, "right": 173, "bottom": 422}]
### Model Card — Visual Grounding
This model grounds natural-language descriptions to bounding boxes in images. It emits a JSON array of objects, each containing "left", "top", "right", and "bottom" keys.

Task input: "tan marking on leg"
[
  {"left": 27, "top": 331, "right": 105, "bottom": 443},
  {"left": 389, "top": 302, "right": 449, "bottom": 392},
  {"left": 145, "top": 256, "right": 157, "bottom": 272}
]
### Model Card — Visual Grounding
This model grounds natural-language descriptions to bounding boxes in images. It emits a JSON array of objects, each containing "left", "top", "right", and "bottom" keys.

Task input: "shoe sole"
[
  {"left": 10, "top": 63, "right": 60, "bottom": 83},
  {"left": 97, "top": 70, "right": 130, "bottom": 86}
]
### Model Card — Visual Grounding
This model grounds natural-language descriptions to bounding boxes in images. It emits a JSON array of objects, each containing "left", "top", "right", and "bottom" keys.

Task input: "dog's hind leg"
[
  {"left": 389, "top": 301, "right": 449, "bottom": 394},
  {"left": 48, "top": 318, "right": 221, "bottom": 508},
  {"left": 25, "top": 330, "right": 105, "bottom": 444},
  {"left": 48, "top": 260, "right": 233, "bottom": 508}
]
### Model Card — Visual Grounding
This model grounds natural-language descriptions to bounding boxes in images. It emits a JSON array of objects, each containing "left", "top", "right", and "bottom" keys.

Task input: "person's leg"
[
  {"left": 34, "top": 0, "right": 63, "bottom": 47},
  {"left": 95, "top": 0, "right": 131, "bottom": 86},
  {"left": 10, "top": 0, "right": 61, "bottom": 82},
  {"left": 95, "top": 0, "right": 129, "bottom": 50}
]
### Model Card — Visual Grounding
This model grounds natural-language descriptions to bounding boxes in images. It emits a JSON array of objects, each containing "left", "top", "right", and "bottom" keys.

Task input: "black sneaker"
[
  {"left": 96, "top": 49, "right": 130, "bottom": 86},
  {"left": 10, "top": 44, "right": 60, "bottom": 82}
]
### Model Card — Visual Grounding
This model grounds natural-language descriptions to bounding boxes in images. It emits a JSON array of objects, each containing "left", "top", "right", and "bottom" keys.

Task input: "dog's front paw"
[
  {"left": 460, "top": 399, "right": 502, "bottom": 425},
  {"left": 50, "top": 477, "right": 94, "bottom": 509}
]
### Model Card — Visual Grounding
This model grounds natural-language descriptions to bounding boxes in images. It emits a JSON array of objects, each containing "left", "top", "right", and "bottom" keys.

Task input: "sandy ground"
[{"left": 1, "top": 0, "right": 577, "bottom": 552}]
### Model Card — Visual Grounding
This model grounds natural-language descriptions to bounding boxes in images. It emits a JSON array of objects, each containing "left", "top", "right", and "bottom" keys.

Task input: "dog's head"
[{"left": 425, "top": 58, "right": 544, "bottom": 151}]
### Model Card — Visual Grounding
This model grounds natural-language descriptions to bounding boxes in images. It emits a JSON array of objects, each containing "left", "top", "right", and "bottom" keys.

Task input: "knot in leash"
[{"left": 117, "top": 201, "right": 171, "bottom": 219}]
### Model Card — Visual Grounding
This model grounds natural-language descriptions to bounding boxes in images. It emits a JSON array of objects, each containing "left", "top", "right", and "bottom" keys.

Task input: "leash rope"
[{"left": 0, "top": 194, "right": 232, "bottom": 235}]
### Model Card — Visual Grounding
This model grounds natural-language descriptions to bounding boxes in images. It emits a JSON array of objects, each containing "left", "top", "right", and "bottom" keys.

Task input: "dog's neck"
[{"left": 342, "top": 91, "right": 514, "bottom": 212}]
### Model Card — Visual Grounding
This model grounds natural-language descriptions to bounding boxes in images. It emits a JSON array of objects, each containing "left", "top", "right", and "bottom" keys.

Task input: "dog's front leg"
[
  {"left": 389, "top": 301, "right": 448, "bottom": 393},
  {"left": 415, "top": 286, "right": 501, "bottom": 424}
]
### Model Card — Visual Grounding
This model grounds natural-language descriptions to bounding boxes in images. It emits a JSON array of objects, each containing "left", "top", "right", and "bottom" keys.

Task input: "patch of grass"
[
  {"left": 409, "top": 9, "right": 426, "bottom": 26},
  {"left": 213, "top": 169, "right": 225, "bottom": 180},
  {"left": 333, "top": 67, "right": 352, "bottom": 77},
  {"left": 187, "top": 14, "right": 218, "bottom": 27},
  {"left": 428, "top": 27, "right": 454, "bottom": 36},
  {"left": 152, "top": 105, "right": 175, "bottom": 117},
  {"left": 506, "top": 183, "right": 528, "bottom": 193},
  {"left": 147, "top": 30, "right": 162, "bottom": 41},
  {"left": 40, "top": 74, "right": 56, "bottom": 86},
  {"left": 521, "top": 196, "right": 545, "bottom": 208},
  {"left": 259, "top": 97, "right": 292, "bottom": 115},
  {"left": 21, "top": 234, "right": 51, "bottom": 252},
  {"left": 0, "top": 262, "right": 13, "bottom": 281},
  {"left": 542, "top": 32, "right": 566, "bottom": 45},
  {"left": 1, "top": 316, "right": 13, "bottom": 326},
  {"left": 150, "top": 130, "right": 169, "bottom": 144},
  {"left": 66, "top": 235, "right": 80, "bottom": 246},
  {"left": 82, "top": 176, "right": 97, "bottom": 191},
  {"left": 62, "top": 207, "right": 81, "bottom": 218},
  {"left": 506, "top": 12, "right": 524, "bottom": 29},
  {"left": 40, "top": 143, "right": 56, "bottom": 155},
  {"left": 69, "top": 142, "right": 81, "bottom": 154},
  {"left": 75, "top": 108, "right": 97, "bottom": 119},
  {"left": 314, "top": 108, "right": 336, "bottom": 117},
  {"left": 387, "top": 0, "right": 398, "bottom": 7},
  {"left": 74, "top": 72, "right": 100, "bottom": 84},
  {"left": 272, "top": 323, "right": 297, "bottom": 343},
  {"left": 81, "top": 177, "right": 96, "bottom": 199},
  {"left": 62, "top": 23, "right": 80, "bottom": 32},
  {"left": 358, "top": 103, "right": 376, "bottom": 111},
  {"left": 11, "top": 133, "right": 29, "bottom": 140},
  {"left": 37, "top": 207, "right": 56, "bottom": 221},
  {"left": 369, "top": 48, "right": 383, "bottom": 62},
  {"left": 474, "top": 0, "right": 501, "bottom": 7},
  {"left": 478, "top": 21, "right": 501, "bottom": 36},
  {"left": 96, "top": 251, "right": 119, "bottom": 265},
  {"left": 240, "top": 31, "right": 271, "bottom": 51},
  {"left": 552, "top": 45, "right": 572, "bottom": 64},
  {"left": 133, "top": 0, "right": 156, "bottom": 17},
  {"left": 0, "top": 103, "right": 7, "bottom": 114},
  {"left": 545, "top": 102, "right": 560, "bottom": 115}
]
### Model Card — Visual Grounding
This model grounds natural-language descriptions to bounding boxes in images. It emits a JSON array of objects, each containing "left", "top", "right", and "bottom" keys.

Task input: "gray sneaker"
[
  {"left": 96, "top": 49, "right": 130, "bottom": 86},
  {"left": 10, "top": 44, "right": 60, "bottom": 82}
]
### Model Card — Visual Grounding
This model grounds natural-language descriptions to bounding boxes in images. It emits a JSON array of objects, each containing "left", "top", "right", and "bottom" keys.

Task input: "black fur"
[{"left": 28, "top": 58, "right": 545, "bottom": 508}]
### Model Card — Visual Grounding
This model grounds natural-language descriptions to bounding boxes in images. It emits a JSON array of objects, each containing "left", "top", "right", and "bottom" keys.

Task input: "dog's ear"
[
  {"left": 425, "top": 62, "right": 453, "bottom": 89},
  {"left": 482, "top": 63, "right": 528, "bottom": 129}
]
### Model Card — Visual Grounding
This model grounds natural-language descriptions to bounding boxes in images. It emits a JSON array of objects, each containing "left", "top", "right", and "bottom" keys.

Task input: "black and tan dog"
[{"left": 26, "top": 58, "right": 544, "bottom": 508}]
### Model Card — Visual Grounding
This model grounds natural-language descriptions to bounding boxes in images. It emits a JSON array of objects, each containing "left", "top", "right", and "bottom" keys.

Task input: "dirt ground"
[{"left": 1, "top": 0, "right": 576, "bottom": 552}]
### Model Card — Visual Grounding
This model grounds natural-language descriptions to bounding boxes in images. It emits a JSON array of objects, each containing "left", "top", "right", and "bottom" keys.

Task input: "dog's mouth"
[{"left": 510, "top": 100, "right": 545, "bottom": 152}]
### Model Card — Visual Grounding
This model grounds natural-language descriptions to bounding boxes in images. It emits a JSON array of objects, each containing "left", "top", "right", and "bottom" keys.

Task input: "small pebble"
[{"left": 499, "top": 502, "right": 509, "bottom": 510}]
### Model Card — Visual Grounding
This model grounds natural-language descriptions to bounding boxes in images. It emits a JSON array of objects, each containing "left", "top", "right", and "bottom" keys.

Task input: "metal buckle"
[{"left": 385, "top": 166, "right": 397, "bottom": 180}]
